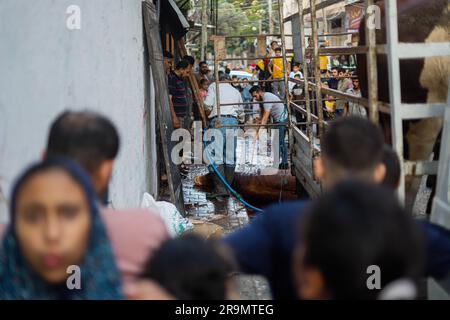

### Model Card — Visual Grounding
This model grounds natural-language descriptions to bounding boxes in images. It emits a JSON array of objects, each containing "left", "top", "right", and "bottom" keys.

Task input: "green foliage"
[
  {"left": 190, "top": 0, "right": 280, "bottom": 58},
  {"left": 176, "top": 0, "right": 193, "bottom": 11},
  {"left": 214, "top": 0, "right": 280, "bottom": 55}
]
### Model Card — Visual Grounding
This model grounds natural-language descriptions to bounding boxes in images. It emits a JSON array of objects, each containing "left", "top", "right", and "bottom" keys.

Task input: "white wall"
[{"left": 0, "top": 0, "right": 156, "bottom": 222}]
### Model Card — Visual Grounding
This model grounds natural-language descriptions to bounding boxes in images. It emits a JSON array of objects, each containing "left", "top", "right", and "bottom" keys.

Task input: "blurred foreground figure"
[
  {"left": 225, "top": 117, "right": 450, "bottom": 299},
  {"left": 46, "top": 111, "right": 169, "bottom": 286},
  {"left": 0, "top": 158, "right": 123, "bottom": 299},
  {"left": 129, "top": 234, "right": 238, "bottom": 300},
  {"left": 295, "top": 181, "right": 424, "bottom": 300},
  {"left": 0, "top": 111, "right": 169, "bottom": 288}
]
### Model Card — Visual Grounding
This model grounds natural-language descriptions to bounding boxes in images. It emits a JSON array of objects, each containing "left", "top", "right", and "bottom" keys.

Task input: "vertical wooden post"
[
  {"left": 201, "top": 0, "right": 208, "bottom": 61},
  {"left": 365, "top": 0, "right": 379, "bottom": 123}
]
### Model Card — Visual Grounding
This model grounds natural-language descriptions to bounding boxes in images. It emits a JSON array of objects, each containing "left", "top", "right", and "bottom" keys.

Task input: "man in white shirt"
[
  {"left": 250, "top": 86, "right": 289, "bottom": 169},
  {"left": 204, "top": 74, "right": 244, "bottom": 199}
]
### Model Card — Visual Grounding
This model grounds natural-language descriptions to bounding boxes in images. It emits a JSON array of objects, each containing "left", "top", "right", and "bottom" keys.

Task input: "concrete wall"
[{"left": 0, "top": 0, "right": 157, "bottom": 222}]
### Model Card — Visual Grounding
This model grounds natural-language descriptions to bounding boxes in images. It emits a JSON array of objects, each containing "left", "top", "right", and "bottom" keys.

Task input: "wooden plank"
[
  {"left": 293, "top": 144, "right": 312, "bottom": 168},
  {"left": 293, "top": 127, "right": 313, "bottom": 154},
  {"left": 211, "top": 35, "right": 226, "bottom": 60},
  {"left": 292, "top": 152, "right": 313, "bottom": 181},
  {"left": 143, "top": 0, "right": 185, "bottom": 215},
  {"left": 257, "top": 36, "right": 267, "bottom": 57},
  {"left": 284, "top": 0, "right": 343, "bottom": 22},
  {"left": 293, "top": 165, "right": 321, "bottom": 198},
  {"left": 176, "top": 39, "right": 207, "bottom": 127}
]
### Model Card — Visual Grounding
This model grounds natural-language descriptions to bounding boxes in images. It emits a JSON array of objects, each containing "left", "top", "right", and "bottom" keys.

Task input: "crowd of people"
[{"left": 1, "top": 41, "right": 449, "bottom": 300}]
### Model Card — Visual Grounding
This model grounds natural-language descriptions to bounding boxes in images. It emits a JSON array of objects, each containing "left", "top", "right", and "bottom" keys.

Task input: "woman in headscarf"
[{"left": 0, "top": 157, "right": 123, "bottom": 299}]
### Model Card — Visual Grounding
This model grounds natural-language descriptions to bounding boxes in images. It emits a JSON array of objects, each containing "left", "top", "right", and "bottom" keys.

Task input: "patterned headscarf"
[{"left": 0, "top": 157, "right": 123, "bottom": 299}]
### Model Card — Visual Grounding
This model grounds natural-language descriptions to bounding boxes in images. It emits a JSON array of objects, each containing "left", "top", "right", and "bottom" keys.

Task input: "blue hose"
[{"left": 203, "top": 130, "right": 264, "bottom": 213}]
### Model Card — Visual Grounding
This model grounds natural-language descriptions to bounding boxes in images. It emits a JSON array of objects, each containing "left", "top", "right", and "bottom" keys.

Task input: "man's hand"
[{"left": 173, "top": 117, "right": 181, "bottom": 129}]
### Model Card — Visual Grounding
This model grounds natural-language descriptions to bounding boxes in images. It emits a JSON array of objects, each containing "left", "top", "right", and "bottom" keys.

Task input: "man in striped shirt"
[{"left": 168, "top": 60, "right": 190, "bottom": 129}]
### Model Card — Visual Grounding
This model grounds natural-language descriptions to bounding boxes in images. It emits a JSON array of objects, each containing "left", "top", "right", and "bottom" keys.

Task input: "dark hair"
[
  {"left": 225, "top": 67, "right": 231, "bottom": 75},
  {"left": 182, "top": 55, "right": 195, "bottom": 66},
  {"left": 231, "top": 75, "right": 238, "bottom": 79},
  {"left": 175, "top": 60, "right": 190, "bottom": 70},
  {"left": 46, "top": 111, "right": 120, "bottom": 174},
  {"left": 270, "top": 40, "right": 278, "bottom": 46},
  {"left": 219, "top": 73, "right": 230, "bottom": 81},
  {"left": 140, "top": 234, "right": 236, "bottom": 300},
  {"left": 321, "top": 117, "right": 384, "bottom": 176},
  {"left": 274, "top": 47, "right": 282, "bottom": 52},
  {"left": 200, "top": 78, "right": 209, "bottom": 86},
  {"left": 249, "top": 85, "right": 263, "bottom": 95},
  {"left": 163, "top": 51, "right": 173, "bottom": 59},
  {"left": 199, "top": 61, "right": 208, "bottom": 67},
  {"left": 331, "top": 67, "right": 339, "bottom": 72},
  {"left": 300, "top": 180, "right": 424, "bottom": 299},
  {"left": 381, "top": 145, "right": 401, "bottom": 189}
]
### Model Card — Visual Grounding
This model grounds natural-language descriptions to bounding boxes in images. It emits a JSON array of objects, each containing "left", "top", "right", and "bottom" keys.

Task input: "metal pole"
[
  {"left": 214, "top": 0, "right": 219, "bottom": 34},
  {"left": 214, "top": 56, "right": 221, "bottom": 128},
  {"left": 365, "top": 0, "right": 379, "bottom": 123},
  {"left": 322, "top": 6, "right": 327, "bottom": 44},
  {"left": 268, "top": 0, "right": 274, "bottom": 34},
  {"left": 201, "top": 0, "right": 208, "bottom": 61},
  {"left": 297, "top": 0, "right": 314, "bottom": 152},
  {"left": 385, "top": 0, "right": 405, "bottom": 202},
  {"left": 277, "top": 0, "right": 291, "bottom": 119},
  {"left": 214, "top": 38, "right": 224, "bottom": 128},
  {"left": 310, "top": 0, "right": 324, "bottom": 139}
]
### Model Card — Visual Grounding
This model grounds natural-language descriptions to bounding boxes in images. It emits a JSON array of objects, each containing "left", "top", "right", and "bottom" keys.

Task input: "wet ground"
[
  {"left": 161, "top": 131, "right": 433, "bottom": 300},
  {"left": 179, "top": 133, "right": 286, "bottom": 300},
  {"left": 182, "top": 163, "right": 273, "bottom": 300}
]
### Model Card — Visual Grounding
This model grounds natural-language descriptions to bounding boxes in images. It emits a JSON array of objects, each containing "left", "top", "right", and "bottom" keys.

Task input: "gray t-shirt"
[
  {"left": 263, "top": 92, "right": 286, "bottom": 122},
  {"left": 346, "top": 88, "right": 367, "bottom": 118}
]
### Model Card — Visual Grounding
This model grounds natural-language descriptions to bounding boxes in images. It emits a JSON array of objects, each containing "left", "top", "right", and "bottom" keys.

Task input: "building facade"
[{"left": 0, "top": 0, "right": 160, "bottom": 222}]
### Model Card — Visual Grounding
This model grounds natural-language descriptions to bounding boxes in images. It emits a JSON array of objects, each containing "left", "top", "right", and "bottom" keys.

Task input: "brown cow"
[{"left": 357, "top": 0, "right": 450, "bottom": 211}]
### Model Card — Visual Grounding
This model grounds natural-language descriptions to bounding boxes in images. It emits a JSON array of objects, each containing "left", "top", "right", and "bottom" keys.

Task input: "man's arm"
[
  {"left": 268, "top": 61, "right": 273, "bottom": 77},
  {"left": 343, "top": 101, "right": 349, "bottom": 117},
  {"left": 203, "top": 84, "right": 216, "bottom": 117},
  {"left": 286, "top": 60, "right": 291, "bottom": 74},
  {"left": 167, "top": 76, "right": 181, "bottom": 129},
  {"left": 256, "top": 108, "right": 271, "bottom": 140},
  {"left": 204, "top": 84, "right": 216, "bottom": 108},
  {"left": 168, "top": 95, "right": 181, "bottom": 129}
]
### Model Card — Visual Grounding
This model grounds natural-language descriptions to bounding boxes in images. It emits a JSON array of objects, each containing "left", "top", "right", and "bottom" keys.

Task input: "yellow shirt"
[
  {"left": 325, "top": 100, "right": 335, "bottom": 112},
  {"left": 271, "top": 57, "right": 286, "bottom": 79},
  {"left": 257, "top": 59, "right": 265, "bottom": 71},
  {"left": 320, "top": 56, "right": 329, "bottom": 70}
]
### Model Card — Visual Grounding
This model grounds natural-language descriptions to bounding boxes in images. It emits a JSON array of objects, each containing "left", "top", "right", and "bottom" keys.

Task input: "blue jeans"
[
  {"left": 272, "top": 79, "right": 286, "bottom": 100},
  {"left": 206, "top": 116, "right": 238, "bottom": 166},
  {"left": 275, "top": 121, "right": 288, "bottom": 166}
]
